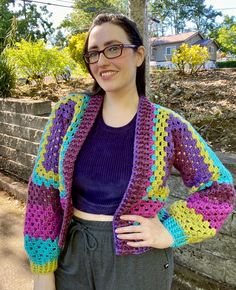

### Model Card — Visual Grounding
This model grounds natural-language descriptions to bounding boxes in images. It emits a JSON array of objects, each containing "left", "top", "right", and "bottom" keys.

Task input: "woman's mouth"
[{"left": 100, "top": 71, "right": 118, "bottom": 80}]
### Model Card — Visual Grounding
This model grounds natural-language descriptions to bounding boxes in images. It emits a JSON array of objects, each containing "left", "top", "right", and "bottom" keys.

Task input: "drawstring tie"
[
  {"left": 69, "top": 221, "right": 98, "bottom": 252},
  {"left": 65, "top": 219, "right": 98, "bottom": 289}
]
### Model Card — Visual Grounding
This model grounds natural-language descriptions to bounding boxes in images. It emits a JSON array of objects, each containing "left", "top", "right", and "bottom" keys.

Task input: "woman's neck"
[
  {"left": 103, "top": 87, "right": 139, "bottom": 113},
  {"left": 102, "top": 89, "right": 139, "bottom": 127}
]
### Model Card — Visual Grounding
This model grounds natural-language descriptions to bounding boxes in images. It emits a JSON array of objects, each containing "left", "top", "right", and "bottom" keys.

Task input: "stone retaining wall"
[
  {"left": 0, "top": 98, "right": 235, "bottom": 289},
  {"left": 0, "top": 98, "right": 50, "bottom": 180}
]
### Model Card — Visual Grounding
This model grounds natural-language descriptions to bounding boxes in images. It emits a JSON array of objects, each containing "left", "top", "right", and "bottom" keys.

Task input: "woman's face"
[{"left": 87, "top": 22, "right": 144, "bottom": 96}]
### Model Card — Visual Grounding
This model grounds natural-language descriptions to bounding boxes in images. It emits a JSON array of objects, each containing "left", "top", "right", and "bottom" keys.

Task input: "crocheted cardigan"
[{"left": 24, "top": 93, "right": 235, "bottom": 274}]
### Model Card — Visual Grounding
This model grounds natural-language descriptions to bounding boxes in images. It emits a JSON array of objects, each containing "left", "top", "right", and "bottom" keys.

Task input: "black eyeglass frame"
[{"left": 83, "top": 44, "right": 138, "bottom": 64}]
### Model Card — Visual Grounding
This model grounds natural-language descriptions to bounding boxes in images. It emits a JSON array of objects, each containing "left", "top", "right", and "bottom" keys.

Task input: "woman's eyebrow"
[{"left": 88, "top": 40, "right": 122, "bottom": 50}]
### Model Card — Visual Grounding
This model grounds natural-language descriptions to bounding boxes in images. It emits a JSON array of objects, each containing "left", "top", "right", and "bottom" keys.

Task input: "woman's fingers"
[
  {"left": 115, "top": 225, "right": 142, "bottom": 233},
  {"left": 117, "top": 233, "right": 144, "bottom": 240}
]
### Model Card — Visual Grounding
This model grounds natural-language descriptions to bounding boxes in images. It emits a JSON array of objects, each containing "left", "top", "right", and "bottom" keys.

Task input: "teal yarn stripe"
[{"left": 24, "top": 235, "right": 60, "bottom": 265}]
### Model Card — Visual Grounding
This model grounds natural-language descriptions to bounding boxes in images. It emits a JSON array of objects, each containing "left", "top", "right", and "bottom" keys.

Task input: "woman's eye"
[
  {"left": 88, "top": 51, "right": 98, "bottom": 58},
  {"left": 108, "top": 46, "right": 119, "bottom": 52}
]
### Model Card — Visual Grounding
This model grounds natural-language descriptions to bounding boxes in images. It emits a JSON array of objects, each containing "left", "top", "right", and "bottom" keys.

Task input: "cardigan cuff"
[
  {"left": 162, "top": 216, "right": 187, "bottom": 248},
  {"left": 30, "top": 260, "right": 58, "bottom": 274}
]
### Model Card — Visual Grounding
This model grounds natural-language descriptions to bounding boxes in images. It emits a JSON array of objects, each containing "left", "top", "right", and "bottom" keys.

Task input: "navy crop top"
[{"left": 72, "top": 108, "right": 136, "bottom": 215}]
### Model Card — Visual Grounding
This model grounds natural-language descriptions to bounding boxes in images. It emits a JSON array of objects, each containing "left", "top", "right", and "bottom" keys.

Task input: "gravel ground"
[{"left": 0, "top": 191, "right": 33, "bottom": 290}]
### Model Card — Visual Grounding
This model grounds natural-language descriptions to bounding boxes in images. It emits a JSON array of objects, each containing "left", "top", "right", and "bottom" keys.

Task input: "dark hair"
[{"left": 83, "top": 13, "right": 145, "bottom": 96}]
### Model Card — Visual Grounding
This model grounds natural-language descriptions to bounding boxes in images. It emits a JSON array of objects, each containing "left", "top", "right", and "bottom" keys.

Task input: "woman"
[{"left": 24, "top": 13, "right": 235, "bottom": 290}]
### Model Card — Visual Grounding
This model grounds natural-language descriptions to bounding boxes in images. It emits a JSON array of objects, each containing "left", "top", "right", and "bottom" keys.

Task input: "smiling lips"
[{"left": 100, "top": 71, "right": 118, "bottom": 80}]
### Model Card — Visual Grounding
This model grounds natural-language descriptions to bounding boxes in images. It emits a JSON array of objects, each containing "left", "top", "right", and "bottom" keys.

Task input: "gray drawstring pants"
[{"left": 55, "top": 216, "right": 174, "bottom": 290}]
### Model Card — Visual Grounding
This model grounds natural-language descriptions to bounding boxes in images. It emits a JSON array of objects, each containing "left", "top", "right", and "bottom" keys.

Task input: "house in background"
[{"left": 150, "top": 31, "right": 219, "bottom": 69}]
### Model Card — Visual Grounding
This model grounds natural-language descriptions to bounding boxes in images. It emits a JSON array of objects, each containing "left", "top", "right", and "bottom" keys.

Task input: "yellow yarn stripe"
[
  {"left": 30, "top": 259, "right": 58, "bottom": 274},
  {"left": 149, "top": 109, "right": 169, "bottom": 200},
  {"left": 169, "top": 200, "right": 216, "bottom": 243}
]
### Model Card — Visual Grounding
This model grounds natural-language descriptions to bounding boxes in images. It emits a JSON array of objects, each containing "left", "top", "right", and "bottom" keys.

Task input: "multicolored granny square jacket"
[{"left": 24, "top": 94, "right": 235, "bottom": 274}]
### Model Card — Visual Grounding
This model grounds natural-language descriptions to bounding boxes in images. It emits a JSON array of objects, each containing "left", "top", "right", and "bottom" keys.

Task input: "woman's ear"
[{"left": 136, "top": 46, "right": 145, "bottom": 67}]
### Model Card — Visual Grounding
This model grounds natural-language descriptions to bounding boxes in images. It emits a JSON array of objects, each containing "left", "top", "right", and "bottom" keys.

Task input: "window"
[
  {"left": 151, "top": 47, "right": 156, "bottom": 56},
  {"left": 208, "top": 46, "right": 214, "bottom": 53},
  {"left": 166, "top": 46, "right": 176, "bottom": 55}
]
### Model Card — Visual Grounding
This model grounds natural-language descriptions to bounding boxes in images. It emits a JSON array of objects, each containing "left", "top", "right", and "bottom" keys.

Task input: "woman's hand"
[
  {"left": 33, "top": 272, "right": 56, "bottom": 290},
  {"left": 115, "top": 215, "right": 174, "bottom": 249}
]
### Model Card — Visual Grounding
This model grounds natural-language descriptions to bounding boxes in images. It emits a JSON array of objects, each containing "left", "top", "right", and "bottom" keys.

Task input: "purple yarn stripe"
[
  {"left": 42, "top": 100, "right": 76, "bottom": 173},
  {"left": 170, "top": 114, "right": 212, "bottom": 188}
]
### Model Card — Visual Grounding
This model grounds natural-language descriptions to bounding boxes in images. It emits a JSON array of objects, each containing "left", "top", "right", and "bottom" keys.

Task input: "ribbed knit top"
[{"left": 72, "top": 108, "right": 137, "bottom": 214}]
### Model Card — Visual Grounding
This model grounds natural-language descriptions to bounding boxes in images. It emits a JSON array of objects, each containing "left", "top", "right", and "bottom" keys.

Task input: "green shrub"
[
  {"left": 172, "top": 43, "right": 210, "bottom": 74},
  {"left": 48, "top": 47, "right": 76, "bottom": 82},
  {"left": 6, "top": 39, "right": 77, "bottom": 85},
  {"left": 0, "top": 53, "right": 16, "bottom": 98},
  {"left": 216, "top": 61, "right": 236, "bottom": 68}
]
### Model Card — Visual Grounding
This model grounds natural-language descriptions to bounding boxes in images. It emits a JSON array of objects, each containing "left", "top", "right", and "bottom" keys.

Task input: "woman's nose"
[{"left": 97, "top": 52, "right": 110, "bottom": 66}]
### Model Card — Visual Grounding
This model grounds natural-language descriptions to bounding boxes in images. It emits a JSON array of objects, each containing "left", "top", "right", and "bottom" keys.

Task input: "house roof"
[
  {"left": 193, "top": 38, "right": 220, "bottom": 49},
  {"left": 151, "top": 31, "right": 201, "bottom": 45}
]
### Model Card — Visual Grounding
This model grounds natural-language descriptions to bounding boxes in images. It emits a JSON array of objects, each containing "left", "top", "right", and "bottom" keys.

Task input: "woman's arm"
[
  {"left": 24, "top": 95, "right": 77, "bottom": 274},
  {"left": 162, "top": 111, "right": 235, "bottom": 247},
  {"left": 33, "top": 273, "right": 56, "bottom": 290}
]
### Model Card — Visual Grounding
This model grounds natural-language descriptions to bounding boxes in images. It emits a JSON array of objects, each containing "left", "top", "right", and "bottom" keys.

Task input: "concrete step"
[
  {"left": 0, "top": 171, "right": 28, "bottom": 202},
  {"left": 0, "top": 98, "right": 51, "bottom": 116},
  {"left": 0, "top": 133, "right": 39, "bottom": 156},
  {"left": 0, "top": 145, "right": 36, "bottom": 169},
  {"left": 0, "top": 110, "right": 48, "bottom": 130},
  {"left": 0, "top": 122, "right": 43, "bottom": 143},
  {"left": 0, "top": 157, "right": 31, "bottom": 181},
  {"left": 172, "top": 264, "right": 233, "bottom": 290}
]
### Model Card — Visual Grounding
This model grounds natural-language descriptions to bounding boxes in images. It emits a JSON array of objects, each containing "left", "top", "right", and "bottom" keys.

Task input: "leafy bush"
[
  {"left": 68, "top": 32, "right": 88, "bottom": 76},
  {"left": 0, "top": 53, "right": 16, "bottom": 98},
  {"left": 172, "top": 44, "right": 210, "bottom": 75},
  {"left": 216, "top": 61, "right": 236, "bottom": 68},
  {"left": 47, "top": 47, "right": 76, "bottom": 82},
  {"left": 6, "top": 40, "right": 50, "bottom": 85},
  {"left": 6, "top": 39, "right": 77, "bottom": 85}
]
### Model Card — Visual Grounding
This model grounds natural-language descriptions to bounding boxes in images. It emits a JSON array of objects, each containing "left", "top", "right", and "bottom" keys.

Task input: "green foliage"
[
  {"left": 68, "top": 32, "right": 88, "bottom": 74},
  {"left": 172, "top": 43, "right": 209, "bottom": 74},
  {"left": 6, "top": 39, "right": 76, "bottom": 84},
  {"left": 149, "top": 0, "right": 221, "bottom": 36},
  {"left": 60, "top": 0, "right": 128, "bottom": 34},
  {"left": 0, "top": 53, "right": 16, "bottom": 98},
  {"left": 216, "top": 16, "right": 236, "bottom": 55},
  {"left": 0, "top": 0, "right": 14, "bottom": 53},
  {"left": 15, "top": 3, "right": 54, "bottom": 42},
  {"left": 216, "top": 61, "right": 236, "bottom": 68},
  {"left": 0, "top": 0, "right": 54, "bottom": 53},
  {"left": 53, "top": 30, "right": 68, "bottom": 49},
  {"left": 48, "top": 47, "right": 76, "bottom": 82}
]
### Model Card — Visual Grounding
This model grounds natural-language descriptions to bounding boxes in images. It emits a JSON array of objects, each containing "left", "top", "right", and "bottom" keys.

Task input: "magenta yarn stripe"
[
  {"left": 187, "top": 184, "right": 234, "bottom": 231},
  {"left": 24, "top": 204, "right": 62, "bottom": 240}
]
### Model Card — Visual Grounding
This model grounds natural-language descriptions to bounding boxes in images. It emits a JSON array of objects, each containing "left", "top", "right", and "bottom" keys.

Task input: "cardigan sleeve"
[
  {"left": 161, "top": 111, "right": 235, "bottom": 248},
  {"left": 23, "top": 96, "right": 75, "bottom": 273}
]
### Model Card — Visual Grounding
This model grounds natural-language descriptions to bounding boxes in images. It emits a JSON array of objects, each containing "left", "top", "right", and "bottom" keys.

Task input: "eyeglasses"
[{"left": 83, "top": 44, "right": 138, "bottom": 64}]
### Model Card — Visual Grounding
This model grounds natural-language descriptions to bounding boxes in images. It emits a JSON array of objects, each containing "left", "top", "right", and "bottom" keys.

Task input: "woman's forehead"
[{"left": 88, "top": 23, "right": 129, "bottom": 49}]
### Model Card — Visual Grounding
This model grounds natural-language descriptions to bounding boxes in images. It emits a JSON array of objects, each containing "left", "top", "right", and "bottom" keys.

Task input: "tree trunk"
[{"left": 129, "top": 0, "right": 150, "bottom": 97}]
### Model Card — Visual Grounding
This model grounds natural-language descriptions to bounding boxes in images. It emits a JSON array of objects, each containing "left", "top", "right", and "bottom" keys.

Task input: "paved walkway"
[{"left": 0, "top": 191, "right": 33, "bottom": 290}]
